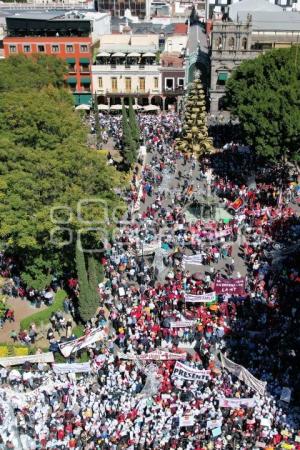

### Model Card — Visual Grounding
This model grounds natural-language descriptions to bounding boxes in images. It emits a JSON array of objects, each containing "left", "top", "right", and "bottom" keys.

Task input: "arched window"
[
  {"left": 228, "top": 37, "right": 235, "bottom": 50},
  {"left": 216, "top": 36, "right": 222, "bottom": 50},
  {"left": 242, "top": 37, "right": 247, "bottom": 50}
]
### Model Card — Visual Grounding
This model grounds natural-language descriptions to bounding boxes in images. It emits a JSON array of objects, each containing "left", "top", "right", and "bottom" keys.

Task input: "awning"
[
  {"left": 66, "top": 58, "right": 76, "bottom": 64},
  {"left": 142, "top": 52, "right": 156, "bottom": 57},
  {"left": 127, "top": 52, "right": 140, "bottom": 57},
  {"left": 67, "top": 77, "right": 77, "bottom": 84},
  {"left": 97, "top": 51, "right": 110, "bottom": 57},
  {"left": 218, "top": 72, "right": 228, "bottom": 81},
  {"left": 73, "top": 93, "right": 92, "bottom": 106},
  {"left": 112, "top": 52, "right": 126, "bottom": 57},
  {"left": 132, "top": 104, "right": 143, "bottom": 110},
  {"left": 81, "top": 77, "right": 91, "bottom": 84},
  {"left": 79, "top": 58, "right": 90, "bottom": 64}
]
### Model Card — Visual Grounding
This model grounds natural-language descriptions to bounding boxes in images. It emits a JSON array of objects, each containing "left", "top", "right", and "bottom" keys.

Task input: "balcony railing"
[
  {"left": 163, "top": 87, "right": 185, "bottom": 95},
  {"left": 97, "top": 89, "right": 151, "bottom": 97}
]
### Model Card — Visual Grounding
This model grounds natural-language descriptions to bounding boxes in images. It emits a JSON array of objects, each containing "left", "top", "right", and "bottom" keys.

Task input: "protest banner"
[
  {"left": 207, "top": 419, "right": 223, "bottom": 430},
  {"left": 184, "top": 292, "right": 216, "bottom": 303},
  {"left": 172, "top": 361, "right": 211, "bottom": 382},
  {"left": 214, "top": 229, "right": 231, "bottom": 239},
  {"left": 118, "top": 350, "right": 187, "bottom": 361},
  {"left": 260, "top": 418, "right": 271, "bottom": 428},
  {"left": 182, "top": 254, "right": 203, "bottom": 266},
  {"left": 219, "top": 353, "right": 266, "bottom": 396},
  {"left": 218, "top": 397, "right": 256, "bottom": 408},
  {"left": 212, "top": 427, "right": 222, "bottom": 438},
  {"left": 53, "top": 362, "right": 91, "bottom": 374},
  {"left": 179, "top": 414, "right": 194, "bottom": 427},
  {"left": 169, "top": 320, "right": 197, "bottom": 328},
  {"left": 214, "top": 276, "right": 246, "bottom": 296},
  {"left": 0, "top": 352, "right": 54, "bottom": 367},
  {"left": 59, "top": 327, "right": 106, "bottom": 357}
]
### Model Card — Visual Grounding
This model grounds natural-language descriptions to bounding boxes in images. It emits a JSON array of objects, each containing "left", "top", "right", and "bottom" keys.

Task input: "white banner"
[
  {"left": 0, "top": 352, "right": 54, "bottom": 367},
  {"left": 172, "top": 361, "right": 211, "bottom": 382},
  {"left": 53, "top": 362, "right": 91, "bottom": 374},
  {"left": 118, "top": 350, "right": 187, "bottom": 361},
  {"left": 169, "top": 320, "right": 196, "bottom": 328},
  {"left": 131, "top": 241, "right": 161, "bottom": 256},
  {"left": 207, "top": 418, "right": 223, "bottom": 430},
  {"left": 219, "top": 353, "right": 267, "bottom": 396},
  {"left": 182, "top": 254, "right": 203, "bottom": 266},
  {"left": 179, "top": 414, "right": 194, "bottom": 427},
  {"left": 218, "top": 397, "right": 256, "bottom": 408},
  {"left": 59, "top": 327, "right": 106, "bottom": 357},
  {"left": 184, "top": 292, "right": 216, "bottom": 303}
]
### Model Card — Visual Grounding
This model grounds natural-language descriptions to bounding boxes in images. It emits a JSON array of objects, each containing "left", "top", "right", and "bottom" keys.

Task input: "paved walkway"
[{"left": 0, "top": 297, "right": 46, "bottom": 342}]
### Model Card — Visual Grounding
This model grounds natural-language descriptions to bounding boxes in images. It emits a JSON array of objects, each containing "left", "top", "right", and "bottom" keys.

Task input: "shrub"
[{"left": 20, "top": 289, "right": 67, "bottom": 330}]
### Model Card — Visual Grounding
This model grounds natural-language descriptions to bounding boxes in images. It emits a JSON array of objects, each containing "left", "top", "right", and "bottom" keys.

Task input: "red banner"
[{"left": 214, "top": 276, "right": 246, "bottom": 296}]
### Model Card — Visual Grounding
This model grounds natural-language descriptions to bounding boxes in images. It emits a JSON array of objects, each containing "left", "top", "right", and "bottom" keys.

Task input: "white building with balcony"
[{"left": 92, "top": 34, "right": 163, "bottom": 108}]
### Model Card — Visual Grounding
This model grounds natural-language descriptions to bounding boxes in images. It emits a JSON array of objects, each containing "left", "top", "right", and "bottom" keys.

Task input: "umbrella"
[
  {"left": 75, "top": 104, "right": 90, "bottom": 111},
  {"left": 192, "top": 272, "right": 202, "bottom": 281},
  {"left": 110, "top": 104, "right": 125, "bottom": 110},
  {"left": 143, "top": 104, "right": 160, "bottom": 112},
  {"left": 44, "top": 291, "right": 54, "bottom": 299},
  {"left": 98, "top": 104, "right": 109, "bottom": 111}
]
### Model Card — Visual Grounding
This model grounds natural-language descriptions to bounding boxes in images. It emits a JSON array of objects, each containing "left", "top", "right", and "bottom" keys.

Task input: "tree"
[
  {"left": 76, "top": 245, "right": 97, "bottom": 322},
  {"left": 0, "top": 54, "right": 67, "bottom": 93},
  {"left": 87, "top": 256, "right": 100, "bottom": 308},
  {"left": 128, "top": 98, "right": 140, "bottom": 146},
  {"left": 226, "top": 47, "right": 300, "bottom": 169},
  {"left": 121, "top": 103, "right": 136, "bottom": 168},
  {"left": 0, "top": 56, "right": 126, "bottom": 289},
  {"left": 93, "top": 93, "right": 102, "bottom": 149}
]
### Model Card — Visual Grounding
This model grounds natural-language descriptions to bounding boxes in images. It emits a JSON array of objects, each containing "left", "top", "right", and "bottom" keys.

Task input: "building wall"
[
  {"left": 3, "top": 36, "right": 93, "bottom": 94},
  {"left": 209, "top": 20, "right": 300, "bottom": 113},
  {"left": 90, "top": 13, "right": 111, "bottom": 41},
  {"left": 164, "top": 35, "right": 188, "bottom": 53},
  {"left": 92, "top": 65, "right": 161, "bottom": 99},
  {"left": 161, "top": 68, "right": 185, "bottom": 91},
  {"left": 96, "top": 0, "right": 147, "bottom": 18}
]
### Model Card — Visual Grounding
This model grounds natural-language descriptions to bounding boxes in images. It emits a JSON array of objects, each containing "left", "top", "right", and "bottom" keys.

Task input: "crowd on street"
[{"left": 0, "top": 112, "right": 300, "bottom": 449}]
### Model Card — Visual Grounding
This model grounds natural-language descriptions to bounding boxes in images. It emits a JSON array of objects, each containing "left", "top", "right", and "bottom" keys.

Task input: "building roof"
[
  {"left": 229, "top": 0, "right": 282, "bottom": 16},
  {"left": 99, "top": 33, "right": 159, "bottom": 53},
  {"left": 232, "top": 10, "right": 300, "bottom": 31},
  {"left": 1, "top": 9, "right": 106, "bottom": 22},
  {"left": 161, "top": 51, "right": 184, "bottom": 67}
]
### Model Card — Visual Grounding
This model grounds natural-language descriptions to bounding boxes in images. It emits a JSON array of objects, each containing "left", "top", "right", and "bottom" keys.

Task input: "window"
[
  {"left": 154, "top": 77, "right": 159, "bottom": 89},
  {"left": 38, "top": 45, "right": 45, "bottom": 53},
  {"left": 216, "top": 37, "right": 222, "bottom": 50},
  {"left": 52, "top": 45, "right": 59, "bottom": 53},
  {"left": 111, "top": 77, "right": 118, "bottom": 92},
  {"left": 178, "top": 78, "right": 184, "bottom": 88},
  {"left": 125, "top": 77, "right": 131, "bottom": 92},
  {"left": 241, "top": 38, "right": 247, "bottom": 50},
  {"left": 80, "top": 45, "right": 88, "bottom": 52},
  {"left": 98, "top": 77, "right": 103, "bottom": 88},
  {"left": 66, "top": 44, "right": 74, "bottom": 53},
  {"left": 9, "top": 45, "right": 17, "bottom": 53},
  {"left": 139, "top": 77, "right": 145, "bottom": 92},
  {"left": 165, "top": 78, "right": 174, "bottom": 90},
  {"left": 228, "top": 37, "right": 235, "bottom": 50},
  {"left": 23, "top": 45, "right": 31, "bottom": 53}
]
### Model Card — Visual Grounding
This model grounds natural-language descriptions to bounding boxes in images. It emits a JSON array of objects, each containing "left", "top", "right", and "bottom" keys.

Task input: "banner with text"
[
  {"left": 184, "top": 292, "right": 216, "bottom": 303},
  {"left": 59, "top": 327, "right": 106, "bottom": 357},
  {"left": 214, "top": 276, "right": 246, "bottom": 296},
  {"left": 169, "top": 320, "right": 197, "bottom": 328},
  {"left": 218, "top": 397, "right": 256, "bottom": 408},
  {"left": 0, "top": 352, "right": 54, "bottom": 367},
  {"left": 53, "top": 362, "right": 91, "bottom": 374},
  {"left": 172, "top": 361, "right": 211, "bottom": 382},
  {"left": 118, "top": 350, "right": 187, "bottom": 361}
]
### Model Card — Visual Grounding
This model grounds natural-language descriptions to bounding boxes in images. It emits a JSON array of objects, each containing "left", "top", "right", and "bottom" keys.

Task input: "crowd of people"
[{"left": 0, "top": 112, "right": 300, "bottom": 449}]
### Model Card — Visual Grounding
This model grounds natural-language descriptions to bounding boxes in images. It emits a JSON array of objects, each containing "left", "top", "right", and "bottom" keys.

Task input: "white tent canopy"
[
  {"left": 142, "top": 52, "right": 156, "bottom": 57},
  {"left": 98, "top": 104, "right": 109, "bottom": 110},
  {"left": 132, "top": 104, "right": 143, "bottom": 110},
  {"left": 97, "top": 51, "right": 110, "bottom": 57},
  {"left": 127, "top": 52, "right": 141, "bottom": 57},
  {"left": 75, "top": 104, "right": 90, "bottom": 111},
  {"left": 143, "top": 104, "right": 160, "bottom": 111},
  {"left": 110, "top": 104, "right": 123, "bottom": 110},
  {"left": 112, "top": 52, "right": 126, "bottom": 57}
]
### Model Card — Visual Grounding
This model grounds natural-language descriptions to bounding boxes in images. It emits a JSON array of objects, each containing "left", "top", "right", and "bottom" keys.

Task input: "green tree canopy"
[
  {"left": 226, "top": 47, "right": 300, "bottom": 167},
  {"left": 0, "top": 56, "right": 125, "bottom": 289},
  {"left": 0, "top": 54, "right": 67, "bottom": 92}
]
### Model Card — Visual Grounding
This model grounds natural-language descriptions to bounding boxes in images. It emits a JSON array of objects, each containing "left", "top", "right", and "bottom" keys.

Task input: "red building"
[{"left": 3, "top": 13, "right": 93, "bottom": 106}]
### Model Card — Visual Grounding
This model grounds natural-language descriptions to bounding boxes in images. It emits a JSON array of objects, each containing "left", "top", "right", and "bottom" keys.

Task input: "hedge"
[{"left": 20, "top": 289, "right": 67, "bottom": 330}]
